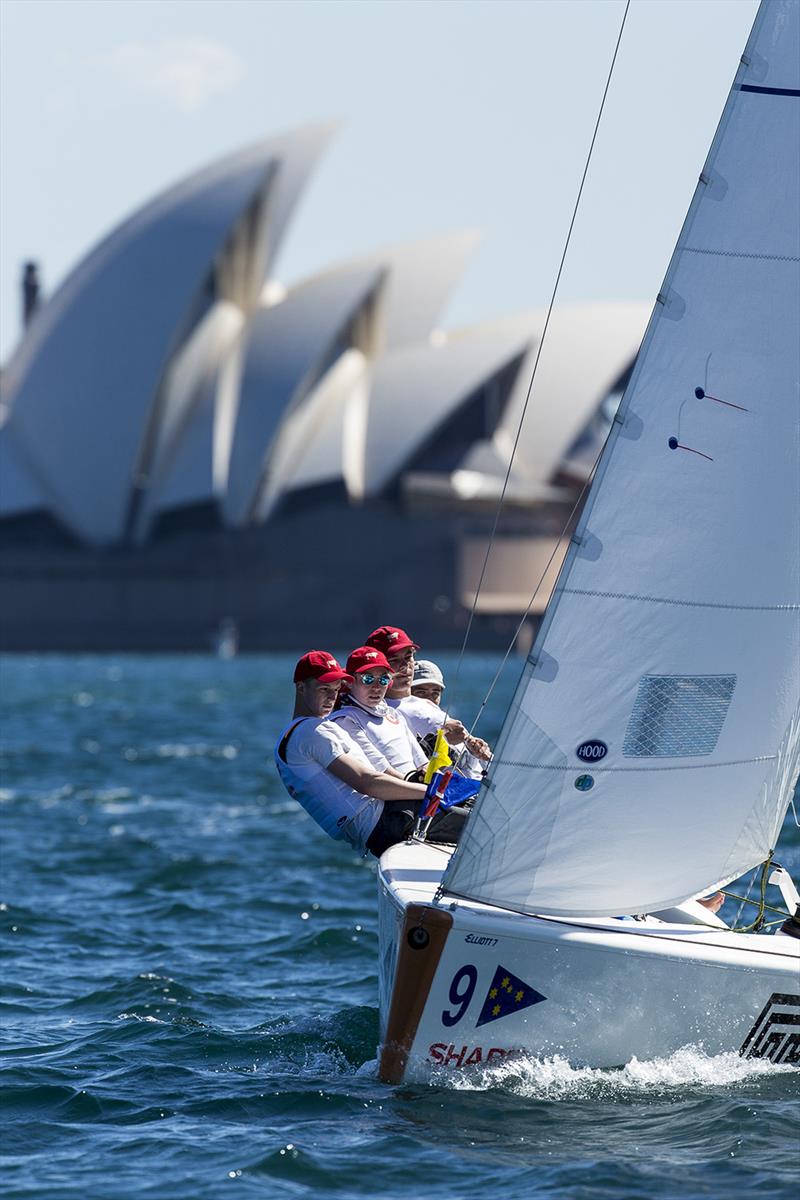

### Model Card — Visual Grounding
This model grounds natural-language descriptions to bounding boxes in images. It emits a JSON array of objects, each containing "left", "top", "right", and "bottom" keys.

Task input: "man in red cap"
[
  {"left": 330, "top": 647, "right": 427, "bottom": 777},
  {"left": 364, "top": 626, "right": 418, "bottom": 702},
  {"left": 275, "top": 650, "right": 428, "bottom": 856},
  {"left": 365, "top": 625, "right": 491, "bottom": 765}
]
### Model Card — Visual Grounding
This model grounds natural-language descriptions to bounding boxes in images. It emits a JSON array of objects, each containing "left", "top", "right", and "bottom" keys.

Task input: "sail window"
[{"left": 622, "top": 675, "right": 736, "bottom": 758}]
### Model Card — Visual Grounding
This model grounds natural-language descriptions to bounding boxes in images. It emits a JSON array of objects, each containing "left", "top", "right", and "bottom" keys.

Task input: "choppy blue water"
[{"left": 1, "top": 654, "right": 798, "bottom": 1200}]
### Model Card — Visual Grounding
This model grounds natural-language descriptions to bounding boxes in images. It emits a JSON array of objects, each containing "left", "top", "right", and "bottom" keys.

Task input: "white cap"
[{"left": 412, "top": 659, "right": 445, "bottom": 690}]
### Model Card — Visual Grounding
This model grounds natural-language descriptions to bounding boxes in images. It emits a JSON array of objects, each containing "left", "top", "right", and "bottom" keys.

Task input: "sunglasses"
[{"left": 359, "top": 672, "right": 392, "bottom": 686}]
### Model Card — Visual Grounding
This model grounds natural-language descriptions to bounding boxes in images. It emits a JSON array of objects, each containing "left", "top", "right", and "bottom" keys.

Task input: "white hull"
[{"left": 377, "top": 842, "right": 800, "bottom": 1083}]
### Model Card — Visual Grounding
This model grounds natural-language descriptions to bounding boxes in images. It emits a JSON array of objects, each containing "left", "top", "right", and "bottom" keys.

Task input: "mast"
[{"left": 442, "top": 0, "right": 800, "bottom": 917}]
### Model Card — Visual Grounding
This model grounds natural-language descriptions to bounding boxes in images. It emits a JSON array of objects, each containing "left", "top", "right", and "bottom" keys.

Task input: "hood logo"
[{"left": 576, "top": 739, "right": 607, "bottom": 763}]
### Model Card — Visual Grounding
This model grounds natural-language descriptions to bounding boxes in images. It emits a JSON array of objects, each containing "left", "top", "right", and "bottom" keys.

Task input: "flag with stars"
[{"left": 476, "top": 966, "right": 546, "bottom": 1027}]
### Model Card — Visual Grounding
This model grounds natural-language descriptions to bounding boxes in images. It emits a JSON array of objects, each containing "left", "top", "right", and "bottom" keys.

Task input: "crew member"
[
  {"left": 275, "top": 650, "right": 466, "bottom": 857},
  {"left": 365, "top": 625, "right": 419, "bottom": 701},
  {"left": 330, "top": 647, "right": 427, "bottom": 777},
  {"left": 365, "top": 626, "right": 491, "bottom": 765},
  {"left": 409, "top": 659, "right": 489, "bottom": 778}
]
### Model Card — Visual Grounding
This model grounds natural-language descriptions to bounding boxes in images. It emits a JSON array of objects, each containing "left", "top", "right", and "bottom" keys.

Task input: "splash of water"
[{"left": 434, "top": 1045, "right": 797, "bottom": 1099}]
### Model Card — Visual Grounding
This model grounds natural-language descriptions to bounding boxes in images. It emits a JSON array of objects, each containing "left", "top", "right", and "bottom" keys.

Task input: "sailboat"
[{"left": 377, "top": 0, "right": 800, "bottom": 1084}]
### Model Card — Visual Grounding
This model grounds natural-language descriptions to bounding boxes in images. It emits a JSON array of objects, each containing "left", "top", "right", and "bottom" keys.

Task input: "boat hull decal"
[
  {"left": 739, "top": 992, "right": 800, "bottom": 1064},
  {"left": 476, "top": 965, "right": 547, "bottom": 1027},
  {"left": 464, "top": 933, "right": 498, "bottom": 947},
  {"left": 428, "top": 1043, "right": 514, "bottom": 1068}
]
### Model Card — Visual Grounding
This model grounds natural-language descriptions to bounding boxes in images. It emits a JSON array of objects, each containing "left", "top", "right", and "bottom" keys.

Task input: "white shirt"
[
  {"left": 274, "top": 717, "right": 384, "bottom": 853},
  {"left": 331, "top": 697, "right": 427, "bottom": 776},
  {"left": 390, "top": 695, "right": 485, "bottom": 780},
  {"left": 392, "top": 694, "right": 442, "bottom": 739}
]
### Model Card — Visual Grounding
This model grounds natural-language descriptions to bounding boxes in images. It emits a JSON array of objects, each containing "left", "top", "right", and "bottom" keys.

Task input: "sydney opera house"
[{"left": 0, "top": 124, "right": 648, "bottom": 650}]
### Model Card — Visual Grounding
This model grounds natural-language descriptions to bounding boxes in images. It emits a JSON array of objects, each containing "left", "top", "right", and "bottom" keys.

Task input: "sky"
[{"left": 0, "top": 0, "right": 759, "bottom": 363}]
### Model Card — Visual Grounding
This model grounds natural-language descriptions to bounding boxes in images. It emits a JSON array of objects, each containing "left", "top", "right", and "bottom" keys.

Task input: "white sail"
[{"left": 443, "top": 0, "right": 800, "bottom": 918}]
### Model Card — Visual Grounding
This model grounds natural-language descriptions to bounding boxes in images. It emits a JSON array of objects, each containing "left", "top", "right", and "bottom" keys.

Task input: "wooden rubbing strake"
[{"left": 378, "top": 904, "right": 453, "bottom": 1084}]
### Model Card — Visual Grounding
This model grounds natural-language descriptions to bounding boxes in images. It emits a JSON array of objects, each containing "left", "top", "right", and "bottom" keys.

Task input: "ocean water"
[{"left": 1, "top": 654, "right": 798, "bottom": 1200}]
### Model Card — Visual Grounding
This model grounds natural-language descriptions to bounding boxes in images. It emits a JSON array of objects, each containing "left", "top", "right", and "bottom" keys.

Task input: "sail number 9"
[{"left": 442, "top": 964, "right": 478, "bottom": 1026}]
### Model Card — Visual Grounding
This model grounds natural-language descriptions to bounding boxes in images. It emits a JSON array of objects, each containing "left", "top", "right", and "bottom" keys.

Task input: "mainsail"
[{"left": 443, "top": 0, "right": 800, "bottom": 917}]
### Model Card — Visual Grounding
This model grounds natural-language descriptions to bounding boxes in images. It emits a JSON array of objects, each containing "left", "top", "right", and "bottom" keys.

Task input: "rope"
[
  {"left": 728, "top": 852, "right": 774, "bottom": 934},
  {"left": 721, "top": 891, "right": 788, "bottom": 920},
  {"left": 444, "top": 0, "right": 632, "bottom": 724}
]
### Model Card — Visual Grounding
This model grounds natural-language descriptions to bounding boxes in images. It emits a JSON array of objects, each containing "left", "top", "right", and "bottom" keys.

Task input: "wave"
[{"left": 122, "top": 743, "right": 240, "bottom": 761}]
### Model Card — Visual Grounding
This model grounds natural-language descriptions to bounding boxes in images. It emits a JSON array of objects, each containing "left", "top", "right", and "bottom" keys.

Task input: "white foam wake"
[{"left": 435, "top": 1045, "right": 797, "bottom": 1098}]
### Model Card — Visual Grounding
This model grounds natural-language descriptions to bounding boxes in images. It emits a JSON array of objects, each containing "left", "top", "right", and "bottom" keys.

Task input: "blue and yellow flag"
[{"left": 424, "top": 728, "right": 452, "bottom": 784}]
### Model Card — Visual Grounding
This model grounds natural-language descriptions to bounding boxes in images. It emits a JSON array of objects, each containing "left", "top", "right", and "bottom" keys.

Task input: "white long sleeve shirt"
[
  {"left": 274, "top": 717, "right": 386, "bottom": 852},
  {"left": 330, "top": 697, "right": 427, "bottom": 776}
]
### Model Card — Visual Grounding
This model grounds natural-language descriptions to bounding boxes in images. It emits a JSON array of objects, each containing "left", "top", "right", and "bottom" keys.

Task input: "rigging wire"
[
  {"left": 733, "top": 865, "right": 759, "bottom": 928},
  {"left": 731, "top": 853, "right": 774, "bottom": 934},
  {"left": 445, "top": 0, "right": 632, "bottom": 723},
  {"left": 789, "top": 788, "right": 800, "bottom": 828},
  {"left": 466, "top": 455, "right": 601, "bottom": 740}
]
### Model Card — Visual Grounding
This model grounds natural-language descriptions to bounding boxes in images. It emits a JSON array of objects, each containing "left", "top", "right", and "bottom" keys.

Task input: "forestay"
[{"left": 442, "top": 0, "right": 800, "bottom": 918}]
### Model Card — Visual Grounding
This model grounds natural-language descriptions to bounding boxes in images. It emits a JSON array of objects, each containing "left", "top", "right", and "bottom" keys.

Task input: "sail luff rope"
[{"left": 445, "top": 0, "right": 631, "bottom": 725}]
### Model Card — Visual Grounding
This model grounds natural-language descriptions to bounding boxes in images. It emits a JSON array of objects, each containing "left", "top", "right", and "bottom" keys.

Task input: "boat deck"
[{"left": 378, "top": 839, "right": 800, "bottom": 961}]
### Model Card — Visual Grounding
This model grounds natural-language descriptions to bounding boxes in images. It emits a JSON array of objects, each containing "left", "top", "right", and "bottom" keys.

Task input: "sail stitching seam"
[
  {"left": 561, "top": 587, "right": 800, "bottom": 611},
  {"left": 683, "top": 245, "right": 800, "bottom": 262},
  {"left": 493, "top": 756, "right": 774, "bottom": 774}
]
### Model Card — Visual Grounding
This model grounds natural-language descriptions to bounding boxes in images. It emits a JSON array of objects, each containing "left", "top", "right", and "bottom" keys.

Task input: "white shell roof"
[
  {"left": 2, "top": 125, "right": 333, "bottom": 546},
  {"left": 361, "top": 314, "right": 537, "bottom": 497},
  {"left": 140, "top": 230, "right": 483, "bottom": 529},
  {"left": 472, "top": 300, "right": 650, "bottom": 484},
  {"left": 143, "top": 375, "right": 218, "bottom": 523},
  {"left": 147, "top": 301, "right": 245, "bottom": 494},
  {"left": 255, "top": 348, "right": 372, "bottom": 518},
  {"left": 243, "top": 230, "right": 484, "bottom": 510},
  {"left": 222, "top": 263, "right": 385, "bottom": 526},
  {"left": 322, "top": 230, "right": 480, "bottom": 351},
  {"left": 133, "top": 300, "right": 245, "bottom": 540},
  {"left": 262, "top": 301, "right": 648, "bottom": 510}
]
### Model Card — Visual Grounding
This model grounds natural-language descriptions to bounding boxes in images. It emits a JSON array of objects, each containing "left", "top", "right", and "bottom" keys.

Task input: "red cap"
[
  {"left": 346, "top": 646, "right": 395, "bottom": 676},
  {"left": 293, "top": 651, "right": 352, "bottom": 684},
  {"left": 365, "top": 625, "right": 419, "bottom": 656}
]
